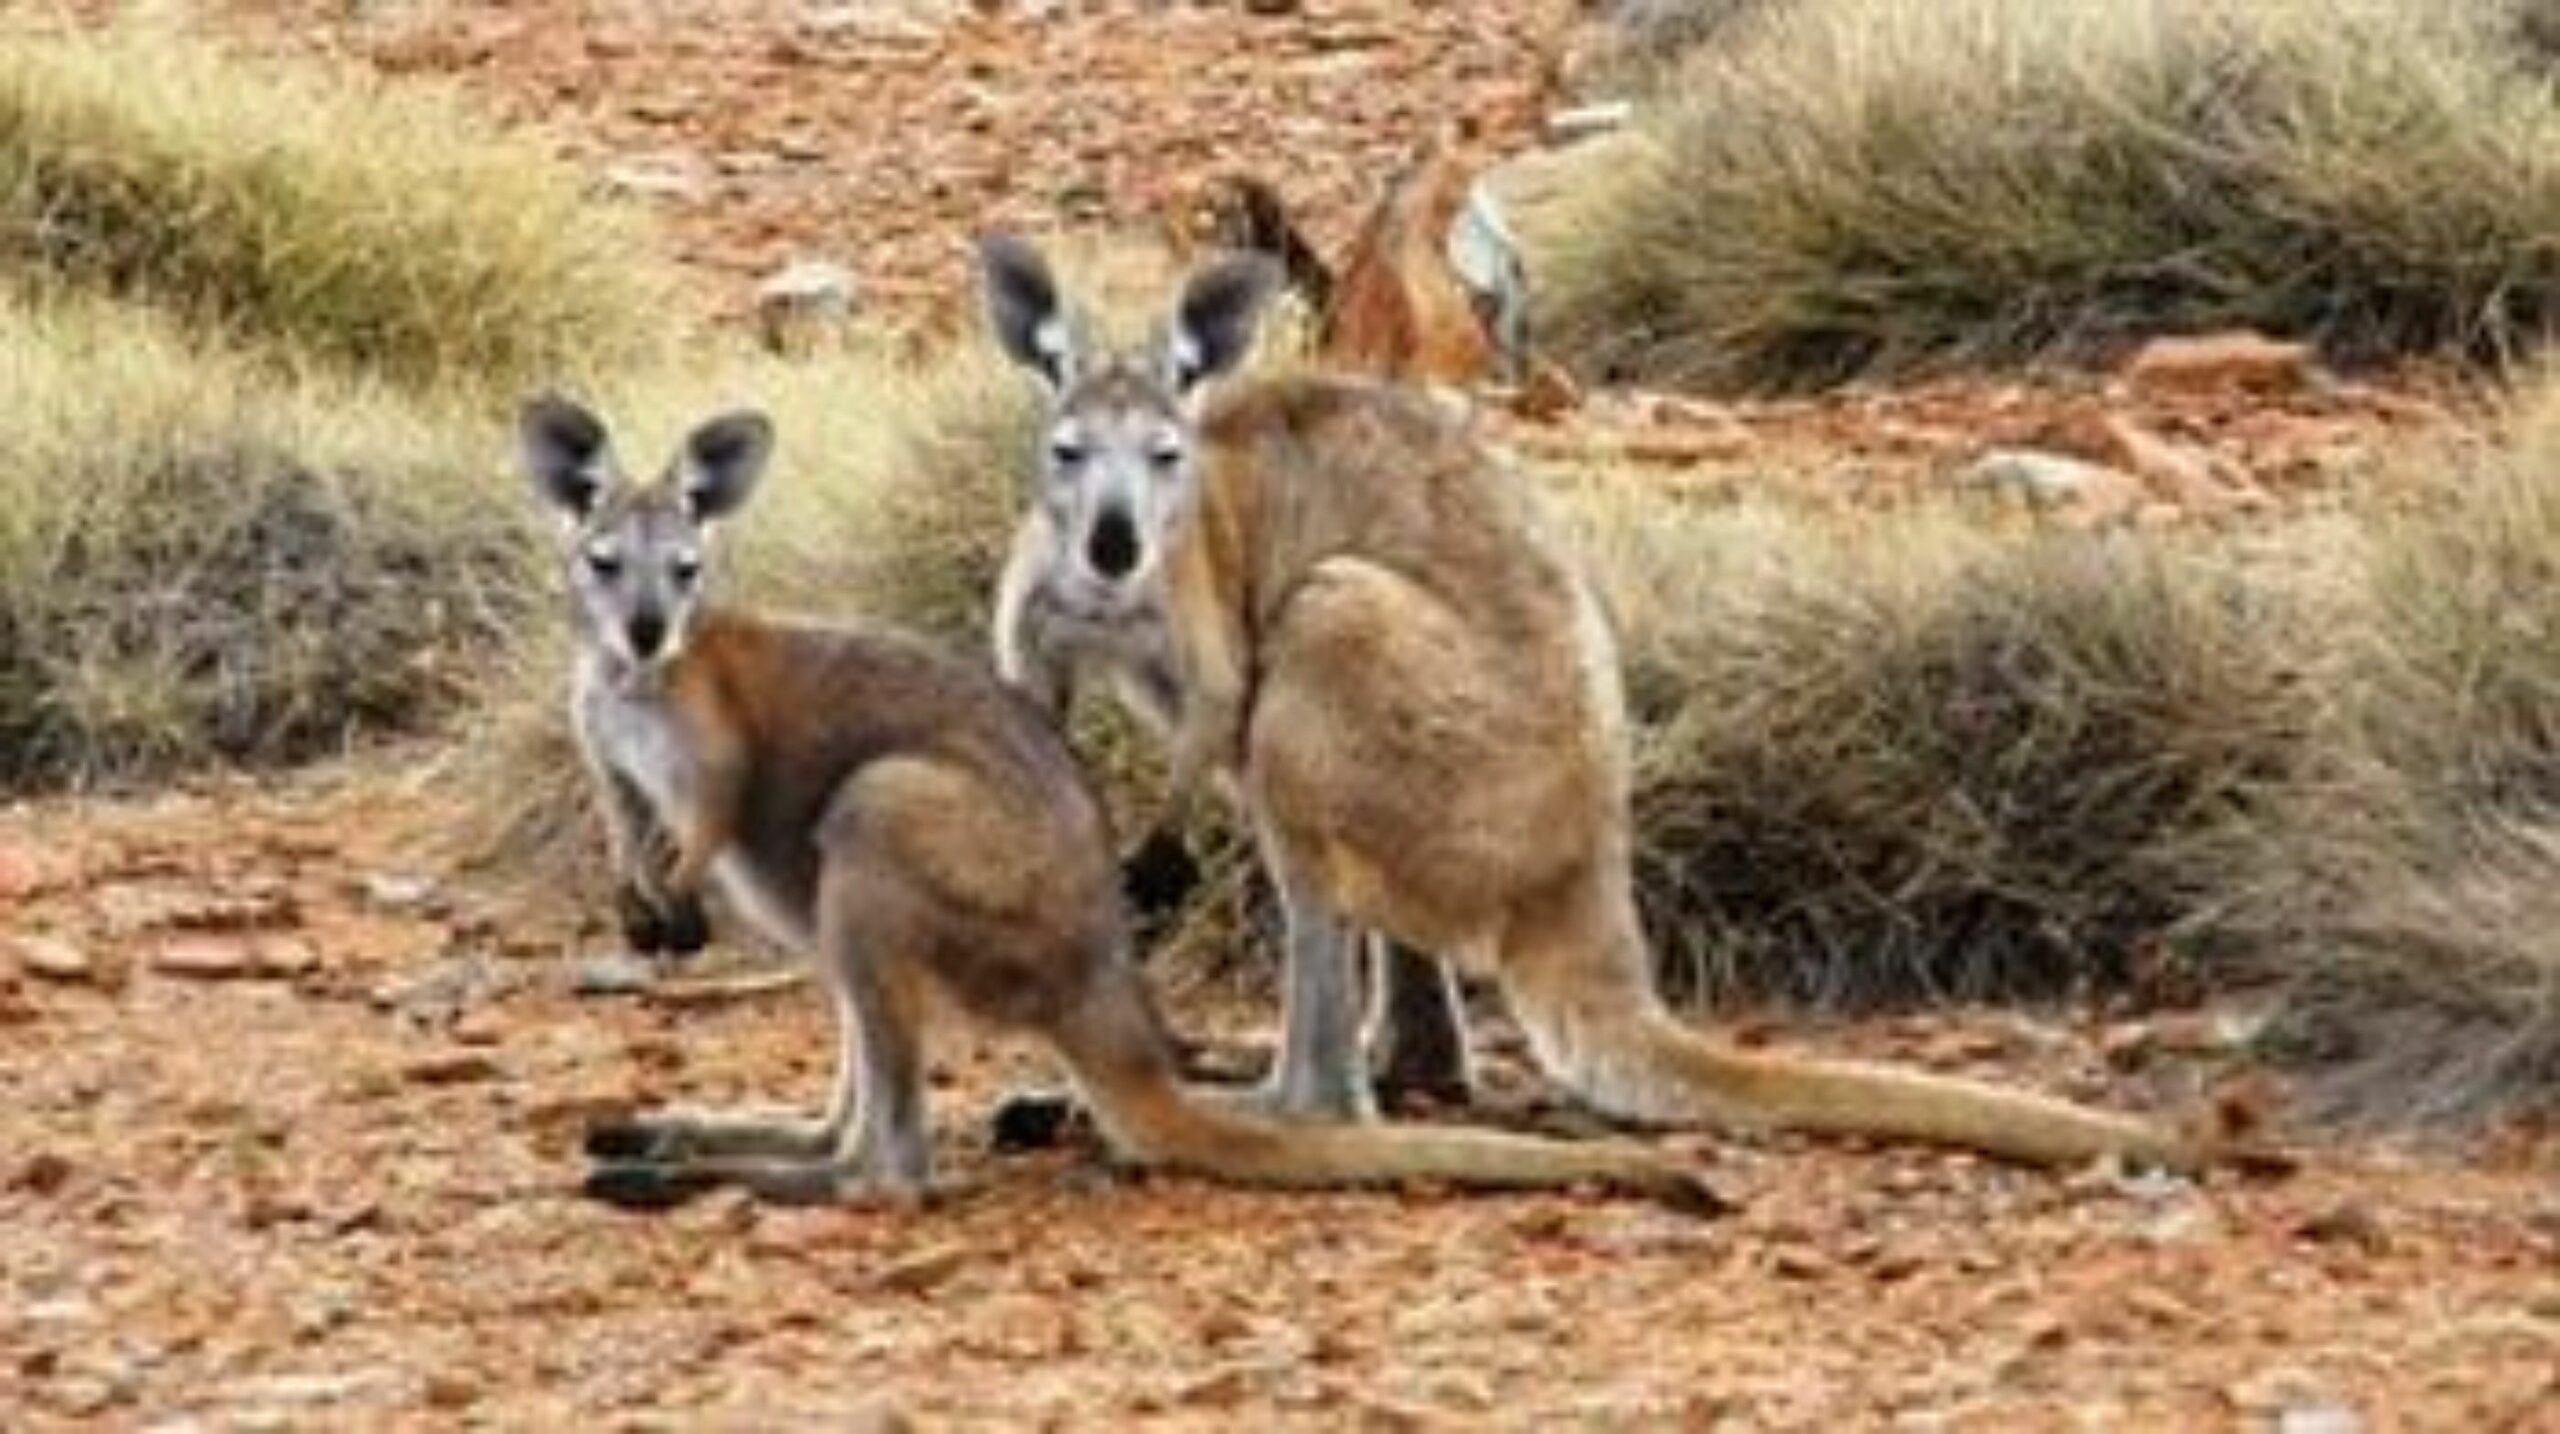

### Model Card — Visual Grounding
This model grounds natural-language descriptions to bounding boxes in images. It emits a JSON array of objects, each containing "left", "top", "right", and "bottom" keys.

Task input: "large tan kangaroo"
[
  {"left": 523, "top": 396, "right": 1715, "bottom": 1209},
  {"left": 977, "top": 235, "right": 2206, "bottom": 1169}
]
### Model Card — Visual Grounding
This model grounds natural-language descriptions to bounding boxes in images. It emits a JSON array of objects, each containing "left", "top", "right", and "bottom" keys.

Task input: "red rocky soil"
[
  {"left": 5, "top": 763, "right": 2557, "bottom": 1428},
  {"left": 6, "top": 2, "right": 2556, "bottom": 1428}
]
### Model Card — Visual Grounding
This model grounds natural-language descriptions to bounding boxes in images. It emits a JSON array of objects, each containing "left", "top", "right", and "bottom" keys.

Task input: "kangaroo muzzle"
[
  {"left": 626, "top": 608, "right": 670, "bottom": 662},
  {"left": 1084, "top": 505, "right": 1141, "bottom": 582}
]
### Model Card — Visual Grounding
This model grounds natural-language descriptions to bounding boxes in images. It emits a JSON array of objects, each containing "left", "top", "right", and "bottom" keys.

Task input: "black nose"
[
  {"left": 627, "top": 610, "right": 668, "bottom": 658},
  {"left": 1086, "top": 507, "right": 1141, "bottom": 580}
]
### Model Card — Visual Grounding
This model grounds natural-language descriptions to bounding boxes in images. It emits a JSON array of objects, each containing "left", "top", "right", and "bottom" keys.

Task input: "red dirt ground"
[
  {"left": 6, "top": 2, "right": 2557, "bottom": 1428},
  {"left": 5, "top": 765, "right": 2556, "bottom": 1428}
]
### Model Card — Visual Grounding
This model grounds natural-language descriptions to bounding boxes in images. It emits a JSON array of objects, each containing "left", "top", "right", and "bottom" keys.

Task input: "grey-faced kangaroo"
[
  {"left": 525, "top": 395, "right": 1716, "bottom": 1209},
  {"left": 977, "top": 234, "right": 2211, "bottom": 1170}
]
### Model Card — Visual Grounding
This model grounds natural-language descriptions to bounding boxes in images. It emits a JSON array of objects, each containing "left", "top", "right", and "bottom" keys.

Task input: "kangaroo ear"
[
  {"left": 678, "top": 410, "right": 774, "bottom": 523},
  {"left": 520, "top": 394, "right": 615, "bottom": 519},
  {"left": 1167, "top": 251, "right": 1281, "bottom": 396},
  {"left": 977, "top": 233, "right": 1078, "bottom": 391}
]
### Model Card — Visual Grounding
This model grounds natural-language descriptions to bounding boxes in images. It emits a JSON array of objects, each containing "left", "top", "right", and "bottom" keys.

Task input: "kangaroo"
[
  {"left": 977, "top": 235, "right": 2208, "bottom": 1169},
  {"left": 523, "top": 395, "right": 1717, "bottom": 1210}
]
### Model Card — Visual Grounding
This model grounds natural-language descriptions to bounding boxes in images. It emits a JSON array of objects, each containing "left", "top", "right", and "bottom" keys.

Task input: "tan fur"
[
  {"left": 975, "top": 253, "right": 2213, "bottom": 1168},
  {"left": 1209, "top": 383, "right": 2207, "bottom": 1164},
  {"left": 534, "top": 401, "right": 1717, "bottom": 1209}
]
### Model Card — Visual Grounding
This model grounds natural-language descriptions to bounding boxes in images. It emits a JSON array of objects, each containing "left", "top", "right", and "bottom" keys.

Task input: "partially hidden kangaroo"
[
  {"left": 977, "top": 234, "right": 2210, "bottom": 1170},
  {"left": 523, "top": 395, "right": 1717, "bottom": 1209}
]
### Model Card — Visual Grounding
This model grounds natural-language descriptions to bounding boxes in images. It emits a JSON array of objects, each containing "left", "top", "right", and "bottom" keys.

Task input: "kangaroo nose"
[
  {"left": 627, "top": 610, "right": 669, "bottom": 659},
  {"left": 1086, "top": 507, "right": 1141, "bottom": 580}
]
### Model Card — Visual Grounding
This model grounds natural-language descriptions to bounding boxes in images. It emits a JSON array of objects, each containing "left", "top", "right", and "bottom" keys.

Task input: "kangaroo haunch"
[
  {"left": 978, "top": 234, "right": 2221, "bottom": 1171},
  {"left": 523, "top": 395, "right": 1721, "bottom": 1210}
]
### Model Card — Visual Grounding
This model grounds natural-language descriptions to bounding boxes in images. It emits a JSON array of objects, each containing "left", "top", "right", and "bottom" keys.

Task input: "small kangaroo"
[
  {"left": 523, "top": 395, "right": 1716, "bottom": 1209},
  {"left": 978, "top": 235, "right": 2208, "bottom": 1169}
]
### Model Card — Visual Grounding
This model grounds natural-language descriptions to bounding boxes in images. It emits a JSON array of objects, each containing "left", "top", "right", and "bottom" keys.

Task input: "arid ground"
[{"left": 4, "top": 2, "right": 2557, "bottom": 1428}]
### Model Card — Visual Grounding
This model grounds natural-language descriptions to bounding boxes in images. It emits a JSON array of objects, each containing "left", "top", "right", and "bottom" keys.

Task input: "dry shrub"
[
  {"left": 0, "top": 288, "right": 532, "bottom": 787},
  {"left": 1533, "top": 0, "right": 2560, "bottom": 390},
  {"left": 1559, "top": 489, "right": 2309, "bottom": 1006},
  {"left": 0, "top": 24, "right": 670, "bottom": 389},
  {"left": 2211, "top": 394, "right": 2560, "bottom": 1127}
]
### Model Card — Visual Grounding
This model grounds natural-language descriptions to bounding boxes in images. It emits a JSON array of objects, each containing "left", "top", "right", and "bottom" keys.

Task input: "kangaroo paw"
[{"left": 582, "top": 1160, "right": 721, "bottom": 1210}]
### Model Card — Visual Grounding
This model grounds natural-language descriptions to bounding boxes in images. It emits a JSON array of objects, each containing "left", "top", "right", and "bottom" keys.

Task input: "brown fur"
[
  {"left": 538, "top": 403, "right": 1719, "bottom": 1210},
  {"left": 1175, "top": 377, "right": 2212, "bottom": 1166},
  {"left": 1323, "top": 140, "right": 1506, "bottom": 385}
]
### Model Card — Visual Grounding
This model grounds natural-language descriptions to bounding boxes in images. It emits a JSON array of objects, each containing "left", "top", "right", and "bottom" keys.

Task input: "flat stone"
[
  {"left": 571, "top": 952, "right": 660, "bottom": 998},
  {"left": 11, "top": 934, "right": 92, "bottom": 983}
]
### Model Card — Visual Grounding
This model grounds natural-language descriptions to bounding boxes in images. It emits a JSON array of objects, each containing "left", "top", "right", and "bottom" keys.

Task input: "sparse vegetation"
[
  {"left": 6, "top": 8, "right": 2555, "bottom": 1133},
  {"left": 2208, "top": 394, "right": 2560, "bottom": 1127},
  {"left": 0, "top": 26, "right": 671, "bottom": 388},
  {"left": 0, "top": 287, "right": 531, "bottom": 786},
  {"left": 1567, "top": 495, "right": 2310, "bottom": 1008},
  {"left": 1535, "top": 0, "right": 2560, "bottom": 390}
]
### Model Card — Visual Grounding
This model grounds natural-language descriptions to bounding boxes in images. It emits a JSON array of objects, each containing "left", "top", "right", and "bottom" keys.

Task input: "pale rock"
[
  {"left": 2123, "top": 330, "right": 2314, "bottom": 395},
  {"left": 1957, "top": 448, "right": 2147, "bottom": 525},
  {"left": 12, "top": 934, "right": 92, "bottom": 983}
]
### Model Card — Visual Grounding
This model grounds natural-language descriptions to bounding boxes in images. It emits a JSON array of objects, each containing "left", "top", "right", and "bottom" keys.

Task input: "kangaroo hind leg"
[{"left": 585, "top": 866, "right": 939, "bottom": 1208}]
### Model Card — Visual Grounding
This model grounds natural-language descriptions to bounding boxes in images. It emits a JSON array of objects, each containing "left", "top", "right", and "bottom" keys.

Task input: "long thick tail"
[
  {"left": 1053, "top": 979, "right": 1728, "bottom": 1213},
  {"left": 1504, "top": 883, "right": 2208, "bottom": 1171}
]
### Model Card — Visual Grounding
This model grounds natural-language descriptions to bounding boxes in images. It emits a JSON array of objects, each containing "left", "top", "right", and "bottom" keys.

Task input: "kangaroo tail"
[
  {"left": 1053, "top": 977, "right": 1729, "bottom": 1214},
  {"left": 1504, "top": 885, "right": 2207, "bottom": 1171}
]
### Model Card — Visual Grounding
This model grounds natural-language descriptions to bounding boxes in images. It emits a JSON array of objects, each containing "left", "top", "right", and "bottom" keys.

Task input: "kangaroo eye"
[
  {"left": 586, "top": 551, "right": 623, "bottom": 580},
  {"left": 1049, "top": 438, "right": 1087, "bottom": 469},
  {"left": 1147, "top": 440, "right": 1184, "bottom": 473},
  {"left": 670, "top": 555, "right": 703, "bottom": 586}
]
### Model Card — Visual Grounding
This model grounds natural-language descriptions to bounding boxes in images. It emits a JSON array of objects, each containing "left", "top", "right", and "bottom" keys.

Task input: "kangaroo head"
[
  {"left": 519, "top": 395, "right": 774, "bottom": 677},
  {"left": 977, "top": 234, "right": 1280, "bottom": 618}
]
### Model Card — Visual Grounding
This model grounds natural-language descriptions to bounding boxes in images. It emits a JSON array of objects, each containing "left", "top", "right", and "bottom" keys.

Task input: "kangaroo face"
[
  {"left": 1035, "top": 362, "right": 1191, "bottom": 617},
  {"left": 979, "top": 235, "right": 1279, "bottom": 622},
  {"left": 518, "top": 396, "right": 774, "bottom": 679}
]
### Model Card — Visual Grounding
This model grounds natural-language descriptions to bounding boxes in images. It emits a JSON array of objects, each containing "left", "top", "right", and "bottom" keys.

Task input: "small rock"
[
  {"left": 600, "top": 159, "right": 705, "bottom": 203},
  {"left": 755, "top": 258, "right": 859, "bottom": 357},
  {"left": 2277, "top": 1405, "right": 2366, "bottom": 1434},
  {"left": 11, "top": 935, "right": 92, "bottom": 983},
  {"left": 871, "top": 1242, "right": 974, "bottom": 1295},
  {"left": 0, "top": 838, "right": 69, "bottom": 900},
  {"left": 254, "top": 937, "right": 321, "bottom": 978},
  {"left": 571, "top": 952, "right": 660, "bottom": 998},
  {"left": 1957, "top": 448, "right": 2147, "bottom": 525},
  {"left": 151, "top": 935, "right": 257, "bottom": 981},
  {"left": 421, "top": 1371, "right": 479, "bottom": 1410},
  {"left": 402, "top": 1050, "right": 505, "bottom": 1086},
  {"left": 1545, "top": 101, "right": 1633, "bottom": 145},
  {"left": 2123, "top": 330, "right": 2314, "bottom": 395},
  {"left": 1171, "top": 1362, "right": 1265, "bottom": 1409},
  {"left": 1767, "top": 1244, "right": 1828, "bottom": 1280},
  {"left": 839, "top": 1400, "right": 914, "bottom": 1434},
  {"left": 2293, "top": 1201, "right": 2386, "bottom": 1252},
  {"left": 359, "top": 872, "right": 440, "bottom": 914}
]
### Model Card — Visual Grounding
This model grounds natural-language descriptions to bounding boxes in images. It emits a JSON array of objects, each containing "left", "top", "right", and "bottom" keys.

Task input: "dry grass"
[
  {"left": 0, "top": 24, "right": 671, "bottom": 389},
  {"left": 1558, "top": 489, "right": 2311, "bottom": 1008},
  {"left": 2205, "top": 393, "right": 2560, "bottom": 1127},
  {"left": 1533, "top": 0, "right": 2560, "bottom": 391},
  {"left": 0, "top": 287, "right": 533, "bottom": 786}
]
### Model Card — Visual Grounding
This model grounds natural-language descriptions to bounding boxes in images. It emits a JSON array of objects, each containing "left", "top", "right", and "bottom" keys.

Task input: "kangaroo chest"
[{"left": 577, "top": 674, "right": 699, "bottom": 817}]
